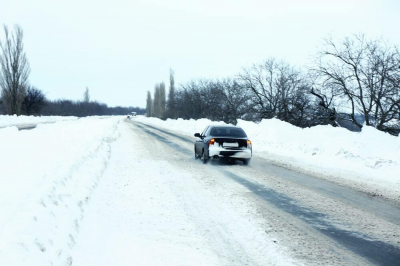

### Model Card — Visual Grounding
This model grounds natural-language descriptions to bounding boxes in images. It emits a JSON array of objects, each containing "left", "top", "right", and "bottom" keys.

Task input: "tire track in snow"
[{"left": 221, "top": 170, "right": 400, "bottom": 266}]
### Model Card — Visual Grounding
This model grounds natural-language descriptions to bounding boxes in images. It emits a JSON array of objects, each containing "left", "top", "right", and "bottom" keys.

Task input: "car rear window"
[{"left": 210, "top": 127, "right": 247, "bottom": 137}]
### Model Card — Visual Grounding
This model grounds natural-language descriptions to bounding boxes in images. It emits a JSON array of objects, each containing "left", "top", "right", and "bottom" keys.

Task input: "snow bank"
[
  {"left": 136, "top": 116, "right": 400, "bottom": 201},
  {"left": 0, "top": 117, "right": 120, "bottom": 265},
  {"left": 0, "top": 115, "right": 78, "bottom": 128},
  {"left": 139, "top": 117, "right": 227, "bottom": 135}
]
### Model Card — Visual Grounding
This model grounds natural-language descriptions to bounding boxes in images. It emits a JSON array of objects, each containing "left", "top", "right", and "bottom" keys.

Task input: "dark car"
[{"left": 194, "top": 125, "right": 252, "bottom": 165}]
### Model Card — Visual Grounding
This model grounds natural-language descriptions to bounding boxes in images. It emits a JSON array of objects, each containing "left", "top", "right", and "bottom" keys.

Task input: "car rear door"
[{"left": 195, "top": 126, "right": 209, "bottom": 155}]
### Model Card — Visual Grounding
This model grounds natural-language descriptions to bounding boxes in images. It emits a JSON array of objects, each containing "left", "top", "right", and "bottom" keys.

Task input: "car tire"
[
  {"left": 202, "top": 150, "right": 208, "bottom": 164},
  {"left": 242, "top": 159, "right": 250, "bottom": 165}
]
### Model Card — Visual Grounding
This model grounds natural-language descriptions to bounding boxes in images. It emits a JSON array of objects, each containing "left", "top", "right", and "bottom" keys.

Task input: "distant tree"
[
  {"left": 0, "top": 25, "right": 30, "bottom": 115},
  {"left": 240, "top": 58, "right": 295, "bottom": 120},
  {"left": 41, "top": 99, "right": 75, "bottom": 116},
  {"left": 21, "top": 86, "right": 46, "bottom": 115},
  {"left": 140, "top": 35, "right": 400, "bottom": 134},
  {"left": 166, "top": 69, "right": 176, "bottom": 118},
  {"left": 219, "top": 78, "right": 252, "bottom": 124},
  {"left": 307, "top": 69, "right": 341, "bottom": 127},
  {"left": 175, "top": 78, "right": 251, "bottom": 124},
  {"left": 41, "top": 98, "right": 145, "bottom": 117},
  {"left": 160, "top": 82, "right": 166, "bottom": 118},
  {"left": 239, "top": 58, "right": 316, "bottom": 127},
  {"left": 0, "top": 97, "right": 6, "bottom": 114},
  {"left": 314, "top": 34, "right": 400, "bottom": 134},
  {"left": 203, "top": 80, "right": 226, "bottom": 121},
  {"left": 152, "top": 84, "right": 161, "bottom": 118},
  {"left": 150, "top": 82, "right": 166, "bottom": 118},
  {"left": 177, "top": 80, "right": 207, "bottom": 120},
  {"left": 83, "top": 87, "right": 90, "bottom": 103},
  {"left": 291, "top": 84, "right": 322, "bottom": 127},
  {"left": 146, "top": 91, "right": 153, "bottom": 117}
]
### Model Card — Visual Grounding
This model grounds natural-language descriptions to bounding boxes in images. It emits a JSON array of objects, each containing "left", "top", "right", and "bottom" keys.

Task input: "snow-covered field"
[
  {"left": 0, "top": 115, "right": 78, "bottom": 128},
  {"left": 0, "top": 117, "right": 120, "bottom": 265},
  {"left": 1, "top": 115, "right": 399, "bottom": 265},
  {"left": 137, "top": 116, "right": 400, "bottom": 202}
]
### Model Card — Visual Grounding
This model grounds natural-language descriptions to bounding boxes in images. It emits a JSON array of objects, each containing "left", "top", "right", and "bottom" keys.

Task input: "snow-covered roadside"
[
  {"left": 0, "top": 117, "right": 120, "bottom": 265},
  {"left": 0, "top": 115, "right": 78, "bottom": 128},
  {"left": 135, "top": 116, "right": 400, "bottom": 203}
]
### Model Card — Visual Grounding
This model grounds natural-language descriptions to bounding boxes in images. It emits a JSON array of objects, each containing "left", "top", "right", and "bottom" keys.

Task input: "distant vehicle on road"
[
  {"left": 194, "top": 125, "right": 252, "bottom": 165},
  {"left": 127, "top": 112, "right": 137, "bottom": 119}
]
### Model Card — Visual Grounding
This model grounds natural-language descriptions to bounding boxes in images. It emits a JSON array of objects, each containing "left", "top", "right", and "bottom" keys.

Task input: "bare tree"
[
  {"left": 152, "top": 84, "right": 161, "bottom": 118},
  {"left": 217, "top": 78, "right": 251, "bottom": 124},
  {"left": 174, "top": 78, "right": 251, "bottom": 124},
  {"left": 239, "top": 58, "right": 314, "bottom": 126},
  {"left": 166, "top": 69, "right": 176, "bottom": 118},
  {"left": 176, "top": 80, "right": 208, "bottom": 120},
  {"left": 21, "top": 86, "right": 46, "bottom": 115},
  {"left": 146, "top": 91, "right": 152, "bottom": 117},
  {"left": 310, "top": 86, "right": 338, "bottom": 126},
  {"left": 315, "top": 34, "right": 400, "bottom": 133},
  {"left": 150, "top": 82, "right": 167, "bottom": 118},
  {"left": 0, "top": 97, "right": 6, "bottom": 114},
  {"left": 160, "top": 82, "right": 166, "bottom": 117},
  {"left": 83, "top": 87, "right": 90, "bottom": 103},
  {"left": 0, "top": 25, "right": 30, "bottom": 115}
]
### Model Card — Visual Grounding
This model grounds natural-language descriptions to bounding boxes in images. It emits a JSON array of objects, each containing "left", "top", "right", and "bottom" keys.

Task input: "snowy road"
[
  {"left": 70, "top": 119, "right": 298, "bottom": 266},
  {"left": 117, "top": 119, "right": 400, "bottom": 266},
  {"left": 1, "top": 117, "right": 399, "bottom": 265}
]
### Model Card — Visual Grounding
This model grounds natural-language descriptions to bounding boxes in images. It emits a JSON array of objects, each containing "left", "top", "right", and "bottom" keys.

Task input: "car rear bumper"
[{"left": 209, "top": 146, "right": 252, "bottom": 159}]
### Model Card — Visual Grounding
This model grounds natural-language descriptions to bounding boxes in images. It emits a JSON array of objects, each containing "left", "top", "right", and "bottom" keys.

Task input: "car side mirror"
[{"left": 194, "top": 133, "right": 201, "bottom": 138}]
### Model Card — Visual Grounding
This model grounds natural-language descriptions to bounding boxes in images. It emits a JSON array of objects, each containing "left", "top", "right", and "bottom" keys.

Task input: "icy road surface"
[{"left": 1, "top": 117, "right": 399, "bottom": 265}]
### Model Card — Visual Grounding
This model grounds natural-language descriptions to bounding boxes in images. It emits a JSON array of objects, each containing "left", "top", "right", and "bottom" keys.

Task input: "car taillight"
[
  {"left": 247, "top": 139, "right": 252, "bottom": 148},
  {"left": 209, "top": 138, "right": 215, "bottom": 146}
]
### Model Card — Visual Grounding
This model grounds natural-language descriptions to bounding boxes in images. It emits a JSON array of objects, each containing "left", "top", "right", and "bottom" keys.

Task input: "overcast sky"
[{"left": 2, "top": 0, "right": 400, "bottom": 107}]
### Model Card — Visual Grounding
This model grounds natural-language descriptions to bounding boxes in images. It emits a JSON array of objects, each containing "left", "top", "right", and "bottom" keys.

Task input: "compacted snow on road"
[{"left": 1, "top": 115, "right": 399, "bottom": 266}]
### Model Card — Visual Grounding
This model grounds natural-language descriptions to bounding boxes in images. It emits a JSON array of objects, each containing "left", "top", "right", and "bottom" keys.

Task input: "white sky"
[{"left": 2, "top": 0, "right": 400, "bottom": 107}]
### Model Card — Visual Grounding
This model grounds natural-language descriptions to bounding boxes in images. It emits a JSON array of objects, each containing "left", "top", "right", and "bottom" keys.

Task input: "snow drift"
[
  {"left": 0, "top": 117, "right": 120, "bottom": 265},
  {"left": 0, "top": 115, "right": 78, "bottom": 128}
]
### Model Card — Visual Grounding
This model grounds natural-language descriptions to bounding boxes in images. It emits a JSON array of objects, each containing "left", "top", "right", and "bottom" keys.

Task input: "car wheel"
[
  {"left": 242, "top": 159, "right": 250, "bottom": 165},
  {"left": 202, "top": 150, "right": 208, "bottom": 164}
]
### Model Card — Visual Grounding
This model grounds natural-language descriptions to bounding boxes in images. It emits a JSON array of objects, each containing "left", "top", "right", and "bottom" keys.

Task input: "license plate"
[{"left": 223, "top": 142, "right": 238, "bottom": 148}]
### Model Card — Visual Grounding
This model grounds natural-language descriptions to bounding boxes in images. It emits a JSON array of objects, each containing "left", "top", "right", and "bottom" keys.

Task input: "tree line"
[
  {"left": 0, "top": 85, "right": 145, "bottom": 117},
  {"left": 0, "top": 25, "right": 145, "bottom": 117},
  {"left": 2, "top": 24, "right": 398, "bottom": 133},
  {"left": 146, "top": 34, "right": 400, "bottom": 135}
]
